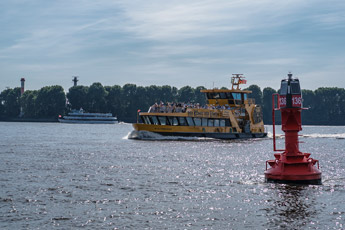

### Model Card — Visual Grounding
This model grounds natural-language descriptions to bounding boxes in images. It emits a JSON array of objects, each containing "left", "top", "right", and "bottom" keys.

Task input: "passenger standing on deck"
[
  {"left": 167, "top": 103, "right": 173, "bottom": 113},
  {"left": 148, "top": 104, "right": 154, "bottom": 113},
  {"left": 160, "top": 102, "right": 166, "bottom": 113}
]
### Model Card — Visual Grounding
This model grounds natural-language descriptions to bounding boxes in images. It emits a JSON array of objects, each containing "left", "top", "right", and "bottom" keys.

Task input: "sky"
[{"left": 1, "top": 0, "right": 344, "bottom": 92}]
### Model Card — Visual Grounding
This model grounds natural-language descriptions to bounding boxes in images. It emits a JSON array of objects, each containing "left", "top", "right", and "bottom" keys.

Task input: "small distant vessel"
[
  {"left": 132, "top": 74, "right": 267, "bottom": 139},
  {"left": 58, "top": 108, "right": 118, "bottom": 124}
]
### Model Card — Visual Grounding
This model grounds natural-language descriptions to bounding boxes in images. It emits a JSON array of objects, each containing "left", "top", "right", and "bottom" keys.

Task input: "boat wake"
[
  {"left": 125, "top": 130, "right": 211, "bottom": 141},
  {"left": 301, "top": 133, "right": 345, "bottom": 139},
  {"left": 267, "top": 132, "right": 284, "bottom": 139},
  {"left": 267, "top": 132, "right": 345, "bottom": 140}
]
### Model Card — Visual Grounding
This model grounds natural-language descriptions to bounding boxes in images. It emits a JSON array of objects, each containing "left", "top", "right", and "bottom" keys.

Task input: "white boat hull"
[{"left": 58, "top": 119, "right": 118, "bottom": 124}]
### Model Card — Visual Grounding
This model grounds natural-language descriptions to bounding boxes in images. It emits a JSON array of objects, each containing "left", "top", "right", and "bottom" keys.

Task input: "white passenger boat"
[{"left": 58, "top": 109, "right": 118, "bottom": 124}]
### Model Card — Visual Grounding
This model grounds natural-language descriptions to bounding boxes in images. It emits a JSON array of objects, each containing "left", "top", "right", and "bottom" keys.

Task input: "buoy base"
[
  {"left": 265, "top": 153, "right": 322, "bottom": 185},
  {"left": 265, "top": 177, "right": 322, "bottom": 185}
]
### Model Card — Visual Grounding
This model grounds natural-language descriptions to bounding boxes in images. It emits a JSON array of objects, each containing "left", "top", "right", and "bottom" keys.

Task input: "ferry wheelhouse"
[{"left": 132, "top": 74, "right": 266, "bottom": 139}]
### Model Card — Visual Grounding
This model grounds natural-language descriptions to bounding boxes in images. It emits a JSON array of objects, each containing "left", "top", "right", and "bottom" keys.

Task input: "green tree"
[
  {"left": 301, "top": 89, "right": 315, "bottom": 124},
  {"left": 262, "top": 87, "right": 277, "bottom": 124},
  {"left": 21, "top": 90, "right": 38, "bottom": 118},
  {"left": 195, "top": 86, "right": 207, "bottom": 104},
  {"left": 86, "top": 83, "right": 108, "bottom": 113},
  {"left": 121, "top": 83, "right": 138, "bottom": 121},
  {"left": 0, "top": 92, "right": 4, "bottom": 118},
  {"left": 0, "top": 87, "right": 21, "bottom": 117},
  {"left": 105, "top": 85, "right": 123, "bottom": 118},
  {"left": 171, "top": 86, "right": 179, "bottom": 101},
  {"left": 145, "top": 85, "right": 160, "bottom": 103},
  {"left": 36, "top": 85, "right": 66, "bottom": 118},
  {"left": 313, "top": 87, "right": 345, "bottom": 125},
  {"left": 67, "top": 85, "right": 89, "bottom": 110},
  {"left": 160, "top": 85, "right": 174, "bottom": 102},
  {"left": 245, "top": 85, "right": 263, "bottom": 105},
  {"left": 135, "top": 86, "right": 150, "bottom": 114},
  {"left": 178, "top": 86, "right": 194, "bottom": 102}
]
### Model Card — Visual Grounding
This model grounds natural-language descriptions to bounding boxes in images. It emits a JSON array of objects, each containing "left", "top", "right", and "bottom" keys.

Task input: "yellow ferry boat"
[{"left": 132, "top": 74, "right": 266, "bottom": 139}]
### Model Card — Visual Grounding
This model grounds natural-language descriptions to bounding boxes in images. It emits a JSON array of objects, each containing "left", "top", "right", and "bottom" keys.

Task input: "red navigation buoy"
[{"left": 265, "top": 73, "right": 322, "bottom": 184}]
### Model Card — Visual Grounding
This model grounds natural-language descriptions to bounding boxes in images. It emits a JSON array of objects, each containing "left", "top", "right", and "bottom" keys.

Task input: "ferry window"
[
  {"left": 158, "top": 116, "right": 167, "bottom": 125},
  {"left": 148, "top": 116, "right": 153, "bottom": 124},
  {"left": 214, "top": 119, "right": 220, "bottom": 127},
  {"left": 228, "top": 99, "right": 235, "bottom": 105},
  {"left": 193, "top": 118, "right": 201, "bottom": 126},
  {"left": 178, "top": 117, "right": 187, "bottom": 126},
  {"left": 167, "top": 117, "right": 173, "bottom": 125},
  {"left": 220, "top": 119, "right": 225, "bottom": 127},
  {"left": 202, "top": 118, "right": 208, "bottom": 126},
  {"left": 168, "top": 117, "right": 179, "bottom": 126},
  {"left": 207, "top": 93, "right": 215, "bottom": 99},
  {"left": 143, "top": 116, "right": 151, "bottom": 124},
  {"left": 226, "top": 92, "right": 234, "bottom": 99},
  {"left": 225, "top": 119, "right": 231, "bottom": 126},
  {"left": 173, "top": 117, "right": 179, "bottom": 125},
  {"left": 186, "top": 117, "right": 195, "bottom": 126},
  {"left": 214, "top": 93, "right": 220, "bottom": 99},
  {"left": 244, "top": 94, "right": 247, "bottom": 100},
  {"left": 220, "top": 92, "right": 227, "bottom": 99},
  {"left": 280, "top": 81, "right": 288, "bottom": 95},
  {"left": 208, "top": 119, "right": 214, "bottom": 127},
  {"left": 232, "top": 93, "right": 241, "bottom": 100},
  {"left": 151, "top": 116, "right": 159, "bottom": 125},
  {"left": 291, "top": 81, "right": 301, "bottom": 94}
]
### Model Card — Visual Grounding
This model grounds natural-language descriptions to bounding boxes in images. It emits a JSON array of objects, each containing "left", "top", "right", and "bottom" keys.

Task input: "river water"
[{"left": 0, "top": 122, "right": 344, "bottom": 229}]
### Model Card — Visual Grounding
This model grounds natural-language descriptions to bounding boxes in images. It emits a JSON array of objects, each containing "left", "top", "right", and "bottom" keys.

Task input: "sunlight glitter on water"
[{"left": 0, "top": 122, "right": 344, "bottom": 229}]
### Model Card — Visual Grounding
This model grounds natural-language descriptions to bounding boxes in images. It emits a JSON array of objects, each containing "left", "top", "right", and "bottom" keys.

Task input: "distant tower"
[
  {"left": 20, "top": 78, "right": 25, "bottom": 96},
  {"left": 72, "top": 76, "right": 79, "bottom": 87}
]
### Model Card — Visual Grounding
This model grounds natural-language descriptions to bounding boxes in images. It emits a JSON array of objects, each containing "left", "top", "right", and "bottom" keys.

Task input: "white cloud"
[
  {"left": 248, "top": 58, "right": 300, "bottom": 66},
  {"left": 1, "top": 0, "right": 345, "bottom": 91},
  {"left": 117, "top": 0, "right": 304, "bottom": 41}
]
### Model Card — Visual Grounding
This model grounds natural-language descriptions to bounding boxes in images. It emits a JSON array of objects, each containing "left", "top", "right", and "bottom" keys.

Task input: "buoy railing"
[{"left": 272, "top": 93, "right": 285, "bottom": 152}]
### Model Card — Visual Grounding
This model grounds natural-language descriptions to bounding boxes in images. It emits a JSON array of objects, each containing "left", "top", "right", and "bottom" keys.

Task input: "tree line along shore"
[{"left": 0, "top": 82, "right": 344, "bottom": 125}]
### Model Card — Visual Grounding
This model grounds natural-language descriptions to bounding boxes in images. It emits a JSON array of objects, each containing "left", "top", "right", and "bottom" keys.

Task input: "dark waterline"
[{"left": 0, "top": 122, "right": 344, "bottom": 229}]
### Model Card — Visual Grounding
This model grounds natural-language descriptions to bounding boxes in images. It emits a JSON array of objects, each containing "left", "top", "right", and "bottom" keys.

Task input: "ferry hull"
[
  {"left": 149, "top": 131, "right": 266, "bottom": 139},
  {"left": 132, "top": 124, "right": 266, "bottom": 140},
  {"left": 58, "top": 119, "right": 117, "bottom": 124}
]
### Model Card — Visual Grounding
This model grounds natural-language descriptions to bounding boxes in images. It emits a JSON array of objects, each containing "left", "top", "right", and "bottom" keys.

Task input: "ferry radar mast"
[{"left": 231, "top": 74, "right": 247, "bottom": 90}]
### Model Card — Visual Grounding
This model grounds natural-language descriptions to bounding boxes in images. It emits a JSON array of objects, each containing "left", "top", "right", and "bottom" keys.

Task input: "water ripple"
[{"left": 0, "top": 123, "right": 344, "bottom": 229}]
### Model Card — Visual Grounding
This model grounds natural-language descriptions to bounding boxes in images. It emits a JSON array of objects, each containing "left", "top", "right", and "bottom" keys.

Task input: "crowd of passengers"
[{"left": 148, "top": 102, "right": 233, "bottom": 113}]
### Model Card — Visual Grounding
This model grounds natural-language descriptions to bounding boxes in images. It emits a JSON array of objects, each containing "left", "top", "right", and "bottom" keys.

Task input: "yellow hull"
[
  {"left": 133, "top": 123, "right": 232, "bottom": 133},
  {"left": 132, "top": 123, "right": 267, "bottom": 139}
]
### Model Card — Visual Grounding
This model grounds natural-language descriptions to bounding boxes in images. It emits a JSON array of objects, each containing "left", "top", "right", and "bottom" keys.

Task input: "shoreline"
[{"left": 0, "top": 118, "right": 58, "bottom": 123}]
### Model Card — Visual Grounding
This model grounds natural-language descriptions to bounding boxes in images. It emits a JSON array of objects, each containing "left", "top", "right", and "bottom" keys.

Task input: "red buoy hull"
[
  {"left": 265, "top": 162, "right": 321, "bottom": 184},
  {"left": 266, "top": 74, "right": 321, "bottom": 185}
]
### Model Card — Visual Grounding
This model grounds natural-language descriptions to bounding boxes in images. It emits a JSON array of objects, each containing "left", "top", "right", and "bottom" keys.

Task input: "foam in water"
[
  {"left": 127, "top": 130, "right": 164, "bottom": 140},
  {"left": 301, "top": 133, "right": 345, "bottom": 139},
  {"left": 266, "top": 131, "right": 345, "bottom": 139},
  {"left": 267, "top": 132, "right": 284, "bottom": 139},
  {"left": 126, "top": 130, "right": 209, "bottom": 141}
]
